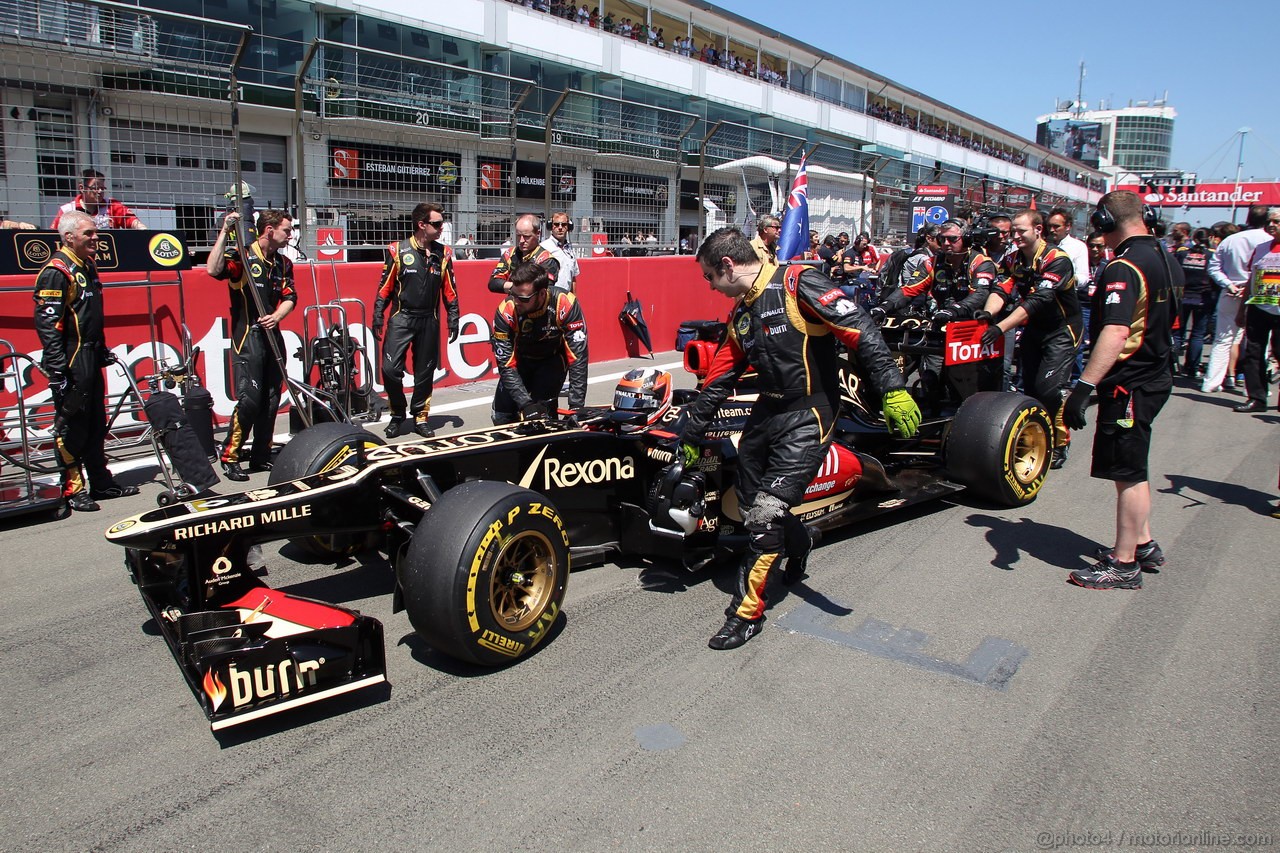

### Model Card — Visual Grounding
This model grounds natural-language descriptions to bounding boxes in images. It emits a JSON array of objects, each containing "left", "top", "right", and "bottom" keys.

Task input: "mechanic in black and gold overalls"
[
  {"left": 681, "top": 227, "right": 921, "bottom": 650},
  {"left": 206, "top": 209, "right": 297, "bottom": 482},
  {"left": 371, "top": 202, "right": 460, "bottom": 439},
  {"left": 33, "top": 210, "right": 140, "bottom": 511},
  {"left": 489, "top": 262, "right": 587, "bottom": 424},
  {"left": 979, "top": 209, "right": 1083, "bottom": 469}
]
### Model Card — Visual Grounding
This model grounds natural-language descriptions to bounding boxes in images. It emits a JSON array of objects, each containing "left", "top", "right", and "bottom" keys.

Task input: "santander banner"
[{"left": 1114, "top": 182, "right": 1280, "bottom": 208}]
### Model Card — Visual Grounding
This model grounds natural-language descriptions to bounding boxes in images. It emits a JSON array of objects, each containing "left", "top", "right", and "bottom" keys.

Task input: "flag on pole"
[{"left": 776, "top": 157, "right": 809, "bottom": 261}]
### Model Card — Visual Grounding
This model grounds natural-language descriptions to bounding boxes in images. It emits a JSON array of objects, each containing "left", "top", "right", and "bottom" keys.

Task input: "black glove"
[
  {"left": 930, "top": 308, "right": 955, "bottom": 330},
  {"left": 372, "top": 319, "right": 384, "bottom": 342},
  {"left": 448, "top": 322, "right": 460, "bottom": 344},
  {"left": 869, "top": 306, "right": 887, "bottom": 324},
  {"left": 972, "top": 309, "right": 994, "bottom": 325},
  {"left": 521, "top": 401, "right": 549, "bottom": 421},
  {"left": 48, "top": 371, "right": 69, "bottom": 403},
  {"left": 1063, "top": 380, "right": 1094, "bottom": 431},
  {"left": 100, "top": 347, "right": 119, "bottom": 366},
  {"left": 980, "top": 324, "right": 1003, "bottom": 348}
]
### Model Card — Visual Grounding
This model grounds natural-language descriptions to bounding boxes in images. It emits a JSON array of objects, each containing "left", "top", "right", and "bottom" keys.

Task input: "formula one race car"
[{"left": 106, "top": 317, "right": 1052, "bottom": 731}]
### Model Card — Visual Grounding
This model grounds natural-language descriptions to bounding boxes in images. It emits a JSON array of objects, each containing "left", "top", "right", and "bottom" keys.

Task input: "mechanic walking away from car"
[
  {"left": 980, "top": 209, "right": 1083, "bottom": 469},
  {"left": 206, "top": 209, "right": 297, "bottom": 482},
  {"left": 489, "top": 262, "right": 588, "bottom": 424},
  {"left": 371, "top": 202, "right": 460, "bottom": 438},
  {"left": 681, "top": 227, "right": 920, "bottom": 650},
  {"left": 1062, "top": 190, "right": 1178, "bottom": 590},
  {"left": 33, "top": 211, "right": 140, "bottom": 511}
]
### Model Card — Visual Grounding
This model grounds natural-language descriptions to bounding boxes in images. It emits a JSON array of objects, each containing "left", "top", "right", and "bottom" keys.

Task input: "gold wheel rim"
[
  {"left": 1010, "top": 419, "right": 1050, "bottom": 485},
  {"left": 489, "top": 530, "right": 557, "bottom": 632}
]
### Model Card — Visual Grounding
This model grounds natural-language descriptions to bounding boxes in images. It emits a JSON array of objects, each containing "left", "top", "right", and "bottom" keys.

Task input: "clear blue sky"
[{"left": 718, "top": 0, "right": 1276, "bottom": 183}]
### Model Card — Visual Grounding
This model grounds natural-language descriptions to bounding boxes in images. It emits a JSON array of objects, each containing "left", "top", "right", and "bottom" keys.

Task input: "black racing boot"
[
  {"left": 67, "top": 492, "right": 101, "bottom": 512},
  {"left": 90, "top": 483, "right": 140, "bottom": 499},
  {"left": 413, "top": 420, "right": 435, "bottom": 438},
  {"left": 708, "top": 614, "right": 765, "bottom": 650},
  {"left": 384, "top": 415, "right": 405, "bottom": 438},
  {"left": 221, "top": 460, "right": 249, "bottom": 482},
  {"left": 1050, "top": 444, "right": 1069, "bottom": 470}
]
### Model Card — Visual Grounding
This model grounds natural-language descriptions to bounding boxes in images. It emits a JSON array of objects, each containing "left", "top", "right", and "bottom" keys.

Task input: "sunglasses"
[
  {"left": 938, "top": 235, "right": 964, "bottom": 243},
  {"left": 551, "top": 221, "right": 571, "bottom": 227},
  {"left": 425, "top": 219, "right": 445, "bottom": 227},
  {"left": 512, "top": 291, "right": 538, "bottom": 302}
]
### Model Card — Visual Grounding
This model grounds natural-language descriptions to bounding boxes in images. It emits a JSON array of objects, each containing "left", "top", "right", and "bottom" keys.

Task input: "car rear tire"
[
  {"left": 268, "top": 422, "right": 385, "bottom": 558},
  {"left": 399, "top": 480, "right": 569, "bottom": 666},
  {"left": 945, "top": 391, "right": 1052, "bottom": 506}
]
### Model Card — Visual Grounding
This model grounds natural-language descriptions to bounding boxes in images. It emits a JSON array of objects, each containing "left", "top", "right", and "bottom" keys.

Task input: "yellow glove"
[{"left": 882, "top": 389, "right": 921, "bottom": 438}]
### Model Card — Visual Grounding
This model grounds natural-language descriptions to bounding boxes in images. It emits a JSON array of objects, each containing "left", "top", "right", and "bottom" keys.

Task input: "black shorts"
[{"left": 1090, "top": 383, "right": 1170, "bottom": 482}]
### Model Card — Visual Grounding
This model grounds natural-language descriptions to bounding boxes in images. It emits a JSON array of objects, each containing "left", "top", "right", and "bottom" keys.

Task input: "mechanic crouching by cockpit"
[
  {"left": 679, "top": 227, "right": 921, "bottom": 650},
  {"left": 489, "top": 262, "right": 588, "bottom": 424}
]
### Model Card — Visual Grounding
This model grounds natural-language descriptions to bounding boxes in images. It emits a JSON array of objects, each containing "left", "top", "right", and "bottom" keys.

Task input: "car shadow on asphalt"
[
  {"left": 1158, "top": 472, "right": 1277, "bottom": 516},
  {"left": 963, "top": 513, "right": 1100, "bottom": 572},
  {"left": 274, "top": 547, "right": 397, "bottom": 603}
]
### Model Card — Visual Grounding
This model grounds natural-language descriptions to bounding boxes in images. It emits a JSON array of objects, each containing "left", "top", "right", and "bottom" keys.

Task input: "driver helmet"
[{"left": 613, "top": 368, "right": 673, "bottom": 430}]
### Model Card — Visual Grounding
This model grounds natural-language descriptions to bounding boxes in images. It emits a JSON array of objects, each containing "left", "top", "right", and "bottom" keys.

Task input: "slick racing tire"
[
  {"left": 945, "top": 391, "right": 1052, "bottom": 507},
  {"left": 268, "top": 422, "right": 386, "bottom": 559},
  {"left": 399, "top": 480, "right": 569, "bottom": 667}
]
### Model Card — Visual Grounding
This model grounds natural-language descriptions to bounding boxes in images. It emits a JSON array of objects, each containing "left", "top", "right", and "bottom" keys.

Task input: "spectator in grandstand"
[
  {"left": 751, "top": 214, "right": 780, "bottom": 264},
  {"left": 539, "top": 211, "right": 580, "bottom": 292},
  {"left": 1045, "top": 207, "right": 1090, "bottom": 287},
  {"left": 488, "top": 214, "right": 560, "bottom": 295},
  {"left": 51, "top": 169, "right": 146, "bottom": 231}
]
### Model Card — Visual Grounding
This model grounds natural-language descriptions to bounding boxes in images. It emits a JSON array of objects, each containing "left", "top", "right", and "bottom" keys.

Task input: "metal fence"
[{"left": 1, "top": 0, "right": 1094, "bottom": 259}]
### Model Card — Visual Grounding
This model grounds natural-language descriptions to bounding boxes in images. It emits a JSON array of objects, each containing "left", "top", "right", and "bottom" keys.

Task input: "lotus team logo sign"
[
  {"left": 148, "top": 233, "right": 184, "bottom": 267},
  {"left": 21, "top": 239, "right": 51, "bottom": 266}
]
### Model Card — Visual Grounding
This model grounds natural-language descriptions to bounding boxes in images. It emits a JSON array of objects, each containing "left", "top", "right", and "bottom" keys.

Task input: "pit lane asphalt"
[{"left": 2, "top": 356, "right": 1276, "bottom": 853}]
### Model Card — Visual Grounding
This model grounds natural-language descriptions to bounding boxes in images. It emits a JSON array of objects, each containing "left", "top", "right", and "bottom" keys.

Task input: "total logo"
[{"left": 203, "top": 657, "right": 322, "bottom": 712}]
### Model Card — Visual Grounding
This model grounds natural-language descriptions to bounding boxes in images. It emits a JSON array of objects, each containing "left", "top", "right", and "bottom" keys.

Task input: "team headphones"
[{"left": 1091, "top": 200, "right": 1160, "bottom": 234}]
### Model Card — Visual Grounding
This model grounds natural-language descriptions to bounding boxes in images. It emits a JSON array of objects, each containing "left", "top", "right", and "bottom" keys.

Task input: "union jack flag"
[{"left": 776, "top": 157, "right": 809, "bottom": 261}]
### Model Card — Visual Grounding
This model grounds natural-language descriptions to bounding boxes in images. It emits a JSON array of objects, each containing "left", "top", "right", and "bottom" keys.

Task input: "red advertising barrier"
[{"left": 0, "top": 256, "right": 722, "bottom": 423}]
